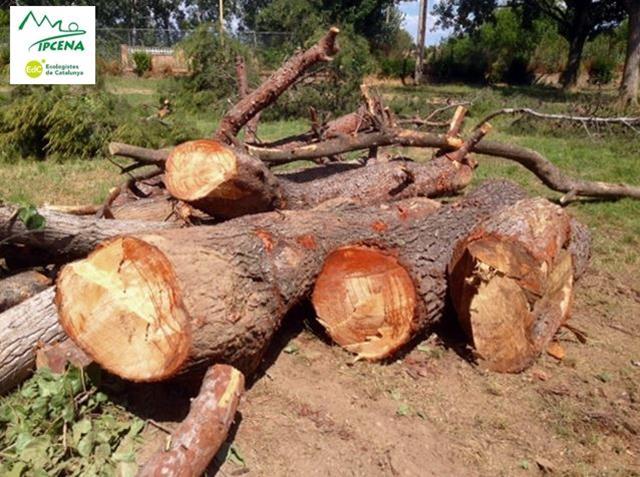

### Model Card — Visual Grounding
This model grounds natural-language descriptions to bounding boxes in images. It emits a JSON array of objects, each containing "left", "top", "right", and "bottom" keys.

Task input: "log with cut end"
[
  {"left": 138, "top": 365, "right": 244, "bottom": 477},
  {"left": 163, "top": 139, "right": 474, "bottom": 217},
  {"left": 448, "top": 198, "right": 591, "bottom": 373},
  {"left": 164, "top": 139, "right": 283, "bottom": 218},
  {"left": 56, "top": 181, "right": 527, "bottom": 381},
  {"left": 0, "top": 288, "right": 65, "bottom": 394},
  {"left": 0, "top": 206, "right": 174, "bottom": 263},
  {"left": 0, "top": 270, "right": 52, "bottom": 312},
  {"left": 55, "top": 197, "right": 444, "bottom": 382}
]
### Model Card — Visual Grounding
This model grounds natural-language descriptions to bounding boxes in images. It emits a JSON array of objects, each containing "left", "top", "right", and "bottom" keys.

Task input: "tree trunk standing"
[
  {"left": 560, "top": 5, "right": 590, "bottom": 90},
  {"left": 620, "top": 0, "right": 640, "bottom": 107},
  {"left": 414, "top": 0, "right": 428, "bottom": 84}
]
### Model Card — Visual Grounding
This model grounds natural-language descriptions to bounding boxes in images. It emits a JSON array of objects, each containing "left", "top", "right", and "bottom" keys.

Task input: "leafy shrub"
[
  {"left": 588, "top": 56, "right": 616, "bottom": 85},
  {"left": 97, "top": 57, "right": 123, "bottom": 76},
  {"left": 132, "top": 51, "right": 152, "bottom": 76},
  {"left": 0, "top": 87, "right": 196, "bottom": 161},
  {"left": 263, "top": 26, "right": 376, "bottom": 119},
  {"left": 163, "top": 24, "right": 257, "bottom": 112},
  {"left": 0, "top": 367, "right": 144, "bottom": 476},
  {"left": 378, "top": 57, "right": 415, "bottom": 81}
]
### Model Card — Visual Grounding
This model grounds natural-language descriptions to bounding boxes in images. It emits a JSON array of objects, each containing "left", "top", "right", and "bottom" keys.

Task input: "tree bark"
[
  {"left": 448, "top": 198, "right": 590, "bottom": 372},
  {"left": 414, "top": 0, "right": 428, "bottom": 84},
  {"left": 620, "top": 0, "right": 640, "bottom": 107},
  {"left": 560, "top": 5, "right": 589, "bottom": 90},
  {"left": 163, "top": 138, "right": 474, "bottom": 217},
  {"left": 0, "top": 206, "right": 174, "bottom": 263},
  {"left": 0, "top": 288, "right": 65, "bottom": 394},
  {"left": 56, "top": 181, "right": 528, "bottom": 381},
  {"left": 0, "top": 270, "right": 52, "bottom": 313},
  {"left": 235, "top": 55, "right": 260, "bottom": 142},
  {"left": 138, "top": 365, "right": 244, "bottom": 477},
  {"left": 215, "top": 27, "right": 340, "bottom": 141},
  {"left": 35, "top": 339, "right": 91, "bottom": 374}
]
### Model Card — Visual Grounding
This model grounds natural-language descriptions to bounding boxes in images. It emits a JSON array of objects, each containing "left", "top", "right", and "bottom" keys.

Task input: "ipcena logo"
[{"left": 19, "top": 10, "right": 86, "bottom": 52}]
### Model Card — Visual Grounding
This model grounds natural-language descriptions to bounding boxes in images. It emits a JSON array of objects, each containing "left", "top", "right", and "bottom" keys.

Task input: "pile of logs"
[{"left": 1, "top": 27, "right": 638, "bottom": 475}]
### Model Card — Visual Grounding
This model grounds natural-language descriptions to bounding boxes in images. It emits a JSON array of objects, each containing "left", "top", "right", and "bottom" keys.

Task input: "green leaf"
[
  {"left": 72, "top": 419, "right": 92, "bottom": 445},
  {"left": 5, "top": 462, "right": 27, "bottom": 477},
  {"left": 76, "top": 432, "right": 95, "bottom": 457},
  {"left": 20, "top": 435, "right": 51, "bottom": 467},
  {"left": 115, "top": 461, "right": 138, "bottom": 477},
  {"left": 17, "top": 205, "right": 46, "bottom": 230},
  {"left": 396, "top": 403, "right": 411, "bottom": 417}
]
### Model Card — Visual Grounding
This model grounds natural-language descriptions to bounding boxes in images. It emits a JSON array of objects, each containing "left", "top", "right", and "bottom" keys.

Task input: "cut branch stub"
[
  {"left": 312, "top": 246, "right": 417, "bottom": 360},
  {"left": 448, "top": 198, "right": 590, "bottom": 373},
  {"left": 164, "top": 139, "right": 282, "bottom": 218}
]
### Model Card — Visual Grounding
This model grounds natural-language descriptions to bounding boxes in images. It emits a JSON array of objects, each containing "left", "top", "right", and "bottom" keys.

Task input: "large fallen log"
[
  {"left": 0, "top": 288, "right": 65, "bottom": 394},
  {"left": 448, "top": 198, "right": 591, "bottom": 372},
  {"left": 56, "top": 181, "right": 527, "bottom": 382},
  {"left": 164, "top": 136, "right": 478, "bottom": 217},
  {"left": 0, "top": 206, "right": 174, "bottom": 262},
  {"left": 139, "top": 365, "right": 244, "bottom": 477},
  {"left": 0, "top": 270, "right": 52, "bottom": 312},
  {"left": 312, "top": 198, "right": 590, "bottom": 363}
]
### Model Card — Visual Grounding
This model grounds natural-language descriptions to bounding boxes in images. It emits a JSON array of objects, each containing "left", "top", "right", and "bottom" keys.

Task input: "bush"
[
  {"left": 132, "top": 51, "right": 152, "bottom": 76},
  {"left": 263, "top": 26, "right": 376, "bottom": 120},
  {"left": 378, "top": 57, "right": 415, "bottom": 81},
  {"left": 0, "top": 87, "right": 196, "bottom": 161},
  {"left": 163, "top": 24, "right": 257, "bottom": 112},
  {"left": 588, "top": 56, "right": 616, "bottom": 85}
]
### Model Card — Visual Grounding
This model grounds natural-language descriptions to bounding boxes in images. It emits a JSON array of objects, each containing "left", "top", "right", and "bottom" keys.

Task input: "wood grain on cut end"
[
  {"left": 312, "top": 246, "right": 417, "bottom": 360},
  {"left": 449, "top": 198, "right": 578, "bottom": 373},
  {"left": 55, "top": 237, "right": 191, "bottom": 381},
  {"left": 165, "top": 139, "right": 239, "bottom": 203}
]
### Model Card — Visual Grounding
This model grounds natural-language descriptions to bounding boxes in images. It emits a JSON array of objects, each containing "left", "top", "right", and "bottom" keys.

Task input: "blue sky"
[{"left": 399, "top": 0, "right": 450, "bottom": 45}]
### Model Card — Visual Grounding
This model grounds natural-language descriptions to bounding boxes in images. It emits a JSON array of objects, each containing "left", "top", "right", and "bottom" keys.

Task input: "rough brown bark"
[
  {"left": 0, "top": 270, "right": 52, "bottom": 312},
  {"left": 55, "top": 196, "right": 442, "bottom": 381},
  {"left": 448, "top": 198, "right": 590, "bottom": 373},
  {"left": 249, "top": 129, "right": 640, "bottom": 200},
  {"left": 215, "top": 27, "right": 340, "bottom": 142},
  {"left": 620, "top": 0, "right": 640, "bottom": 107},
  {"left": 0, "top": 288, "right": 65, "bottom": 394},
  {"left": 56, "top": 181, "right": 528, "bottom": 381},
  {"left": 138, "top": 365, "right": 244, "bottom": 477},
  {"left": 0, "top": 206, "right": 174, "bottom": 262}
]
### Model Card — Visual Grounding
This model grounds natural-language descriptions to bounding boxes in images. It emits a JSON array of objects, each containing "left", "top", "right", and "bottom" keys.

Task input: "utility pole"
[
  {"left": 414, "top": 0, "right": 428, "bottom": 84},
  {"left": 219, "top": 0, "right": 224, "bottom": 43}
]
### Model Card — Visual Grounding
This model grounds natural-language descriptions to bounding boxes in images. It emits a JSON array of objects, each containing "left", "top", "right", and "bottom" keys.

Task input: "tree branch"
[{"left": 215, "top": 27, "right": 340, "bottom": 142}]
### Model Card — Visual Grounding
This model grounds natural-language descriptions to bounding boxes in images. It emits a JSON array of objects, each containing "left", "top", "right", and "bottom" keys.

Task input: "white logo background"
[{"left": 10, "top": 6, "right": 95, "bottom": 85}]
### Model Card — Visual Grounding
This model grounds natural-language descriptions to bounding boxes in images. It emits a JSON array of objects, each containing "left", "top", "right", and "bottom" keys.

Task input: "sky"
[{"left": 399, "top": 0, "right": 451, "bottom": 46}]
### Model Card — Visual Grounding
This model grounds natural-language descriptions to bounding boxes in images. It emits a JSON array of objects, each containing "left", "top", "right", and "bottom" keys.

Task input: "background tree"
[
  {"left": 619, "top": 0, "right": 640, "bottom": 107},
  {"left": 434, "top": 0, "right": 625, "bottom": 89}
]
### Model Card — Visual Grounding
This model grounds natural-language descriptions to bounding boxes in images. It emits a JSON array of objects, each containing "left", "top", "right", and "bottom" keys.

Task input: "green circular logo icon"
[{"left": 25, "top": 60, "right": 43, "bottom": 78}]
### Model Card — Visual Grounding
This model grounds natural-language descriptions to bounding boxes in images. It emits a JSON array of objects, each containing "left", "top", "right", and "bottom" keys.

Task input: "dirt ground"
[{"left": 129, "top": 261, "right": 639, "bottom": 477}]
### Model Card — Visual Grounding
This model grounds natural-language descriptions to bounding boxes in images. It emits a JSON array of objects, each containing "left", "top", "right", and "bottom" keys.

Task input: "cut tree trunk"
[
  {"left": 163, "top": 138, "right": 474, "bottom": 217},
  {"left": 164, "top": 139, "right": 283, "bottom": 218},
  {"left": 138, "top": 365, "right": 244, "bottom": 477},
  {"left": 0, "top": 270, "right": 52, "bottom": 312},
  {"left": 448, "top": 198, "right": 591, "bottom": 372},
  {"left": 0, "top": 206, "right": 174, "bottom": 263},
  {"left": 0, "top": 288, "right": 65, "bottom": 394},
  {"left": 620, "top": 0, "right": 640, "bottom": 107},
  {"left": 55, "top": 195, "right": 447, "bottom": 382},
  {"left": 55, "top": 181, "right": 528, "bottom": 384}
]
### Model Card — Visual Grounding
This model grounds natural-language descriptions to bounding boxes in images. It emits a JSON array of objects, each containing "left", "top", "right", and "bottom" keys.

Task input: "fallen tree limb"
[
  {"left": 108, "top": 142, "right": 169, "bottom": 167},
  {"left": 476, "top": 107, "right": 640, "bottom": 131},
  {"left": 0, "top": 206, "right": 174, "bottom": 262},
  {"left": 248, "top": 129, "right": 640, "bottom": 201},
  {"left": 138, "top": 365, "right": 244, "bottom": 477},
  {"left": 56, "top": 181, "right": 529, "bottom": 381},
  {"left": 0, "top": 288, "right": 65, "bottom": 394},
  {"left": 215, "top": 27, "right": 340, "bottom": 141},
  {"left": 0, "top": 271, "right": 52, "bottom": 312}
]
